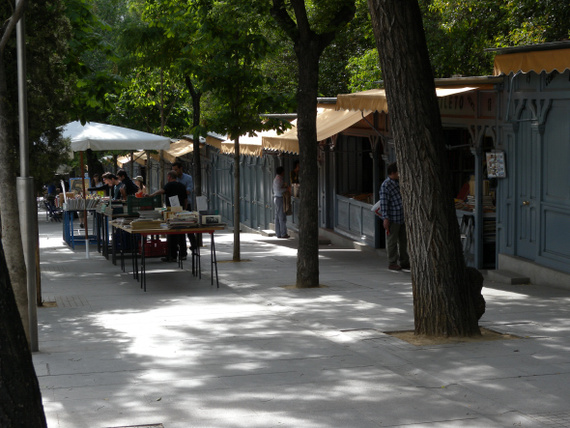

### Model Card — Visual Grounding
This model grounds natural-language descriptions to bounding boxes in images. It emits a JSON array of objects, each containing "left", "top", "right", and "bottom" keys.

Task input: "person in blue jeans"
[
  {"left": 273, "top": 166, "right": 290, "bottom": 239},
  {"left": 379, "top": 162, "right": 409, "bottom": 271}
]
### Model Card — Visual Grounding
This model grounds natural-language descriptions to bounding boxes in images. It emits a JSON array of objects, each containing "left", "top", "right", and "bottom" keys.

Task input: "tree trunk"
[
  {"left": 367, "top": 0, "right": 481, "bottom": 336},
  {"left": 233, "top": 136, "right": 241, "bottom": 261},
  {"left": 295, "top": 40, "right": 320, "bottom": 288},
  {"left": 271, "top": 0, "right": 355, "bottom": 288},
  {"left": 0, "top": 50, "right": 30, "bottom": 342},
  {"left": 0, "top": 241, "right": 47, "bottom": 427},
  {"left": 188, "top": 78, "right": 202, "bottom": 199}
]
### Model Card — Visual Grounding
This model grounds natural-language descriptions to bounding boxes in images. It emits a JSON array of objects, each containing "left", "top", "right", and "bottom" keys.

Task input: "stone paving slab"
[{"left": 32, "top": 215, "right": 570, "bottom": 427}]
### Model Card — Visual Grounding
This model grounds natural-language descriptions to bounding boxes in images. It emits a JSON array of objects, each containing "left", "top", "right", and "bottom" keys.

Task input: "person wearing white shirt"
[{"left": 273, "top": 166, "right": 290, "bottom": 239}]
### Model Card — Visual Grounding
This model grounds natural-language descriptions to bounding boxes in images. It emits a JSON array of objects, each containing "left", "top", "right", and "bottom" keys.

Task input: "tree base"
[
  {"left": 387, "top": 327, "right": 518, "bottom": 346},
  {"left": 282, "top": 284, "right": 328, "bottom": 289}
]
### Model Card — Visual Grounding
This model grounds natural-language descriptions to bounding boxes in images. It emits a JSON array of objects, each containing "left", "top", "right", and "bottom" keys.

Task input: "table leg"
[
  {"left": 96, "top": 213, "right": 101, "bottom": 253},
  {"left": 141, "top": 234, "right": 146, "bottom": 292},
  {"left": 196, "top": 236, "right": 201, "bottom": 279},
  {"left": 111, "top": 225, "right": 117, "bottom": 265},
  {"left": 194, "top": 233, "right": 202, "bottom": 279},
  {"left": 103, "top": 216, "right": 109, "bottom": 260},
  {"left": 131, "top": 233, "right": 138, "bottom": 280},
  {"left": 178, "top": 234, "right": 184, "bottom": 269},
  {"left": 211, "top": 232, "right": 218, "bottom": 288},
  {"left": 120, "top": 230, "right": 126, "bottom": 272},
  {"left": 70, "top": 211, "right": 75, "bottom": 250}
]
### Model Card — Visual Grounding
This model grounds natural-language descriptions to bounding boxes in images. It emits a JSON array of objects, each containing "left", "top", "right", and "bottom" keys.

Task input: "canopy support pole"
[{"left": 80, "top": 152, "right": 90, "bottom": 259}]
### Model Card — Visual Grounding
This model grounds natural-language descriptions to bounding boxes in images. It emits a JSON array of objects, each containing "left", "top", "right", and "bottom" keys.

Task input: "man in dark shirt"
[{"left": 150, "top": 171, "right": 187, "bottom": 262}]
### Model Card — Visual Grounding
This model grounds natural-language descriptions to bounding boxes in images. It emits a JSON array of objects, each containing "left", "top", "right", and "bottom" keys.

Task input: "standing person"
[
  {"left": 91, "top": 173, "right": 103, "bottom": 188},
  {"left": 46, "top": 181, "right": 57, "bottom": 204},
  {"left": 379, "top": 162, "right": 409, "bottom": 271},
  {"left": 149, "top": 171, "right": 188, "bottom": 262},
  {"left": 172, "top": 161, "right": 195, "bottom": 258},
  {"left": 171, "top": 161, "right": 193, "bottom": 209},
  {"left": 116, "top": 169, "right": 139, "bottom": 200},
  {"left": 88, "top": 173, "right": 106, "bottom": 196},
  {"left": 101, "top": 173, "right": 121, "bottom": 200},
  {"left": 273, "top": 166, "right": 290, "bottom": 239},
  {"left": 290, "top": 160, "right": 300, "bottom": 184},
  {"left": 134, "top": 176, "right": 146, "bottom": 197}
]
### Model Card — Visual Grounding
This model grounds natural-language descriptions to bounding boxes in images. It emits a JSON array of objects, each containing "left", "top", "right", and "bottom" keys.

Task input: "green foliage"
[
  {"left": 106, "top": 67, "right": 191, "bottom": 136},
  {"left": 259, "top": 35, "right": 298, "bottom": 103},
  {"left": 0, "top": 0, "right": 76, "bottom": 186},
  {"left": 64, "top": 0, "right": 122, "bottom": 121},
  {"left": 135, "top": 0, "right": 291, "bottom": 138},
  {"left": 423, "top": 0, "right": 570, "bottom": 77},
  {"left": 421, "top": 0, "right": 502, "bottom": 76},
  {"left": 325, "top": 0, "right": 378, "bottom": 93},
  {"left": 499, "top": 0, "right": 570, "bottom": 45},
  {"left": 197, "top": 1, "right": 289, "bottom": 138},
  {"left": 346, "top": 49, "right": 382, "bottom": 92}
]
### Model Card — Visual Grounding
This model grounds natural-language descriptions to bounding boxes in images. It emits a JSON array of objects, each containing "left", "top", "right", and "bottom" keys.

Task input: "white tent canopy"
[{"left": 62, "top": 121, "right": 171, "bottom": 152}]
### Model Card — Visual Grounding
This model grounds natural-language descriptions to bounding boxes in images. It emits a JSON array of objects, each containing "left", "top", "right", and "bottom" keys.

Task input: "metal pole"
[
  {"left": 80, "top": 152, "right": 90, "bottom": 259},
  {"left": 16, "top": 0, "right": 39, "bottom": 352}
]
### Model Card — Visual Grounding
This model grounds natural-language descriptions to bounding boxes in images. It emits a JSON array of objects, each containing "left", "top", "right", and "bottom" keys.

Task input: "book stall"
[{"left": 62, "top": 193, "right": 101, "bottom": 249}]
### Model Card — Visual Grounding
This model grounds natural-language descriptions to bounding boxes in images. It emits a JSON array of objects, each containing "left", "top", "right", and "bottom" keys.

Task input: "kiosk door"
[{"left": 515, "top": 110, "right": 539, "bottom": 260}]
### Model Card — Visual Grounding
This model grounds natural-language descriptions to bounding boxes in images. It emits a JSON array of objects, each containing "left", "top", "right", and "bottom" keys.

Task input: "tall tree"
[
  {"left": 138, "top": 0, "right": 292, "bottom": 211},
  {"left": 1, "top": 0, "right": 72, "bottom": 339},
  {"left": 0, "top": 3, "right": 48, "bottom": 425},
  {"left": 367, "top": 0, "right": 483, "bottom": 336},
  {"left": 137, "top": 0, "right": 212, "bottom": 196},
  {"left": 2, "top": 0, "right": 96, "bottom": 341},
  {"left": 0, "top": 0, "right": 30, "bottom": 343},
  {"left": 201, "top": 0, "right": 285, "bottom": 261},
  {"left": 271, "top": 0, "right": 356, "bottom": 288}
]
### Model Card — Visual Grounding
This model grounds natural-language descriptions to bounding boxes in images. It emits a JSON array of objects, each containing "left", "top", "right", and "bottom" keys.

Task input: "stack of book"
[
  {"left": 167, "top": 211, "right": 199, "bottom": 229},
  {"left": 130, "top": 219, "right": 163, "bottom": 230}
]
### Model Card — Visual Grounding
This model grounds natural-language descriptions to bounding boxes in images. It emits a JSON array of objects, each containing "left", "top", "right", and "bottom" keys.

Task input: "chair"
[{"left": 44, "top": 200, "right": 63, "bottom": 222}]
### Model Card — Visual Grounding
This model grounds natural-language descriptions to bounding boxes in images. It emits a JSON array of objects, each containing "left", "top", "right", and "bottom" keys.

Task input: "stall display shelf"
[
  {"left": 63, "top": 199, "right": 100, "bottom": 211},
  {"left": 63, "top": 210, "right": 97, "bottom": 249}
]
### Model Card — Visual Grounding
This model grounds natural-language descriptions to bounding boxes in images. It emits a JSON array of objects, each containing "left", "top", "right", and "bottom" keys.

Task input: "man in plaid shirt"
[{"left": 379, "top": 162, "right": 410, "bottom": 271}]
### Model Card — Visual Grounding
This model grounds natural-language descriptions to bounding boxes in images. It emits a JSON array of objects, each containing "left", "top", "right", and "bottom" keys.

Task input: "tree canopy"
[{"left": 424, "top": 0, "right": 570, "bottom": 77}]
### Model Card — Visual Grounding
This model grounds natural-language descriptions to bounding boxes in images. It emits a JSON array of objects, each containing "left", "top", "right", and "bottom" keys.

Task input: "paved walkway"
[{"left": 32, "top": 215, "right": 570, "bottom": 427}]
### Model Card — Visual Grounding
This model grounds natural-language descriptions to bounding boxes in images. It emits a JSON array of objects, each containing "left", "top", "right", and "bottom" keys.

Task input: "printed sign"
[{"left": 486, "top": 151, "right": 506, "bottom": 178}]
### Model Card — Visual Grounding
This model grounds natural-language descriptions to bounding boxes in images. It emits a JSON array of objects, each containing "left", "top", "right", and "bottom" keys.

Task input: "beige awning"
[
  {"left": 336, "top": 87, "right": 485, "bottom": 112},
  {"left": 262, "top": 106, "right": 371, "bottom": 154},
  {"left": 493, "top": 48, "right": 570, "bottom": 75},
  {"left": 117, "top": 139, "right": 196, "bottom": 166},
  {"left": 161, "top": 139, "right": 194, "bottom": 163},
  {"left": 221, "top": 130, "right": 277, "bottom": 157},
  {"left": 261, "top": 124, "right": 298, "bottom": 154},
  {"left": 205, "top": 134, "right": 223, "bottom": 150},
  {"left": 336, "top": 89, "right": 389, "bottom": 113},
  {"left": 117, "top": 151, "right": 147, "bottom": 167}
]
